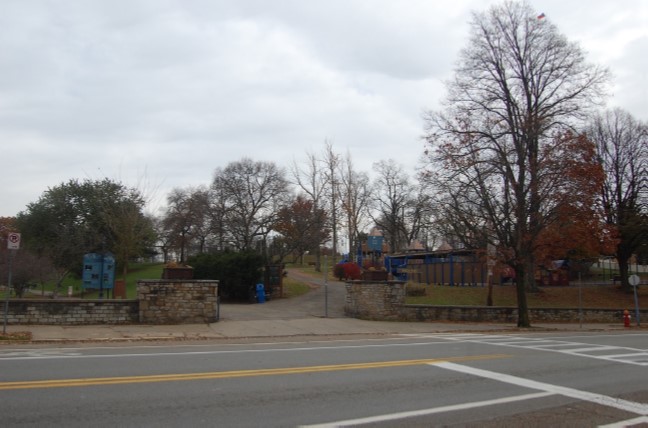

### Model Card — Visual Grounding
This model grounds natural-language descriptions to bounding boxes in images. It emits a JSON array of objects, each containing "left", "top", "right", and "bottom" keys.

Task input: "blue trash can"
[{"left": 256, "top": 283, "right": 265, "bottom": 303}]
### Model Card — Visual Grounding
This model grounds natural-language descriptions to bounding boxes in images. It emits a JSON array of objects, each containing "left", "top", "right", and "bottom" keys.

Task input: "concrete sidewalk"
[{"left": 3, "top": 317, "right": 633, "bottom": 344}]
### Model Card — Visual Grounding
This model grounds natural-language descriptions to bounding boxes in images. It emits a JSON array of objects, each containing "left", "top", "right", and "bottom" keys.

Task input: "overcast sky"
[{"left": 1, "top": 0, "right": 646, "bottom": 217}]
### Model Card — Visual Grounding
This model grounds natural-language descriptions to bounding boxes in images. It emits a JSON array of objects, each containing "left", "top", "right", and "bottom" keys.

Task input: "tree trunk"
[
  {"left": 515, "top": 265, "right": 531, "bottom": 327},
  {"left": 616, "top": 238, "right": 637, "bottom": 292},
  {"left": 486, "top": 276, "right": 493, "bottom": 306},
  {"left": 526, "top": 258, "right": 539, "bottom": 292},
  {"left": 617, "top": 256, "right": 631, "bottom": 292}
]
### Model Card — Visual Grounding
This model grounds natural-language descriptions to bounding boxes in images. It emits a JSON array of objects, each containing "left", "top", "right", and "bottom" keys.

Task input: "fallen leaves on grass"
[
  {"left": 0, "top": 331, "right": 32, "bottom": 341},
  {"left": 407, "top": 284, "right": 645, "bottom": 309}
]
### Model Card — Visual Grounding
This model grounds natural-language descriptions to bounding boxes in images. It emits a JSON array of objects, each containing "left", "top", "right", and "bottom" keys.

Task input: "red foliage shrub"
[{"left": 333, "top": 262, "right": 362, "bottom": 280}]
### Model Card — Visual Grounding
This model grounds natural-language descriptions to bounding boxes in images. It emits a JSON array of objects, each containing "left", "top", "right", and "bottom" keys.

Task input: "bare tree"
[
  {"left": 423, "top": 1, "right": 609, "bottom": 327},
  {"left": 162, "top": 187, "right": 208, "bottom": 263},
  {"left": 0, "top": 217, "right": 57, "bottom": 297},
  {"left": 101, "top": 189, "right": 156, "bottom": 280},
  {"left": 212, "top": 158, "right": 289, "bottom": 252},
  {"left": 323, "top": 141, "right": 341, "bottom": 258},
  {"left": 370, "top": 160, "right": 415, "bottom": 253},
  {"left": 151, "top": 216, "right": 173, "bottom": 263},
  {"left": 208, "top": 178, "right": 229, "bottom": 252},
  {"left": 339, "top": 152, "right": 372, "bottom": 261},
  {"left": 186, "top": 188, "right": 212, "bottom": 254},
  {"left": 587, "top": 108, "right": 647, "bottom": 290},
  {"left": 290, "top": 150, "right": 329, "bottom": 270},
  {"left": 408, "top": 185, "right": 438, "bottom": 250},
  {"left": 640, "top": 140, "right": 648, "bottom": 265}
]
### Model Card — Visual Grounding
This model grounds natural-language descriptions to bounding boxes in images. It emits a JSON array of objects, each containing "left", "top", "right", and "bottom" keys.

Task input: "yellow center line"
[{"left": 0, "top": 354, "right": 510, "bottom": 390}]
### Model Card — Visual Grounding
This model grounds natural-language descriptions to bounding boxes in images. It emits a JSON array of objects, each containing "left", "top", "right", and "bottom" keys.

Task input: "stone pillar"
[
  {"left": 345, "top": 281, "right": 405, "bottom": 320},
  {"left": 137, "top": 280, "right": 219, "bottom": 324}
]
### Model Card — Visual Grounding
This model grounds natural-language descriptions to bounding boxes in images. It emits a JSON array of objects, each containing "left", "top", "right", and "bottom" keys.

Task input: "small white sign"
[
  {"left": 7, "top": 232, "right": 21, "bottom": 250},
  {"left": 628, "top": 274, "right": 640, "bottom": 287}
]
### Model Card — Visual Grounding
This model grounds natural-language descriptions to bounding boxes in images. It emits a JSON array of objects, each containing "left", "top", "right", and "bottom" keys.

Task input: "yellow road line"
[{"left": 0, "top": 354, "right": 510, "bottom": 390}]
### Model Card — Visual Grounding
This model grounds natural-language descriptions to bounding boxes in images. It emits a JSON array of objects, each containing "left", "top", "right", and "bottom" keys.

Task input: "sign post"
[
  {"left": 323, "top": 255, "right": 328, "bottom": 318},
  {"left": 629, "top": 274, "right": 641, "bottom": 327},
  {"left": 3, "top": 233, "right": 21, "bottom": 334}
]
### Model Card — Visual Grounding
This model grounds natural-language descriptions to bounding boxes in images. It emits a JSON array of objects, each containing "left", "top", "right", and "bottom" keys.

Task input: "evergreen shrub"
[{"left": 189, "top": 251, "right": 265, "bottom": 301}]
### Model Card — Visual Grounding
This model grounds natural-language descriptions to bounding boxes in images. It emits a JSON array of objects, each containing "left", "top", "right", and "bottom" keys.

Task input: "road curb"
[{"left": 0, "top": 324, "right": 636, "bottom": 346}]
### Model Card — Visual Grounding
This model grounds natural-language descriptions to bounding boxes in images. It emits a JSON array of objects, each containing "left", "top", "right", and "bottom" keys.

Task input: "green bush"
[{"left": 189, "top": 251, "right": 265, "bottom": 302}]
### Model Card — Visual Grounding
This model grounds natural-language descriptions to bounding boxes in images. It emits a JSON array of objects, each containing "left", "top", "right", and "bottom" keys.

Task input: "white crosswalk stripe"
[{"left": 399, "top": 333, "right": 648, "bottom": 366}]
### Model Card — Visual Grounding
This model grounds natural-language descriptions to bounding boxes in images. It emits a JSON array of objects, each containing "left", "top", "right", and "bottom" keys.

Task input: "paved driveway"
[{"left": 218, "top": 269, "right": 347, "bottom": 321}]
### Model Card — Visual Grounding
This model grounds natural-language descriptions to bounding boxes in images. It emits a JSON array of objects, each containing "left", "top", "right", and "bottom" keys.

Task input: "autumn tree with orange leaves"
[
  {"left": 273, "top": 195, "right": 330, "bottom": 264},
  {"left": 535, "top": 133, "right": 617, "bottom": 267}
]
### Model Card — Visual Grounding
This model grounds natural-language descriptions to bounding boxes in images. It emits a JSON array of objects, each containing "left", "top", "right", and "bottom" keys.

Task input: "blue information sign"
[{"left": 367, "top": 235, "right": 383, "bottom": 252}]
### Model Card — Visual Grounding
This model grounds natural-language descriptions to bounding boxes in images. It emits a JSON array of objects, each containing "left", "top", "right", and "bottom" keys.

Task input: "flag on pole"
[{"left": 537, "top": 12, "right": 546, "bottom": 20}]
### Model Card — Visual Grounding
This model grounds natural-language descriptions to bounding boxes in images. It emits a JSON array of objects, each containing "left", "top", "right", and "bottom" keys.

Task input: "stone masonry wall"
[
  {"left": 345, "top": 280, "right": 647, "bottom": 324},
  {"left": 137, "top": 280, "right": 218, "bottom": 324},
  {"left": 5, "top": 280, "right": 219, "bottom": 325},
  {"left": 398, "top": 305, "right": 647, "bottom": 323},
  {"left": 5, "top": 300, "right": 138, "bottom": 325},
  {"left": 345, "top": 281, "right": 406, "bottom": 321}
]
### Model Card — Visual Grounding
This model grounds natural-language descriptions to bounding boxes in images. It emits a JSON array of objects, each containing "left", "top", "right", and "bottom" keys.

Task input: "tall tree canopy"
[
  {"left": 16, "top": 178, "right": 154, "bottom": 285},
  {"left": 423, "top": 1, "right": 609, "bottom": 327},
  {"left": 273, "top": 195, "right": 330, "bottom": 263},
  {"left": 162, "top": 186, "right": 211, "bottom": 263},
  {"left": 534, "top": 132, "right": 613, "bottom": 263},
  {"left": 212, "top": 158, "right": 289, "bottom": 252},
  {"left": 370, "top": 159, "right": 420, "bottom": 253}
]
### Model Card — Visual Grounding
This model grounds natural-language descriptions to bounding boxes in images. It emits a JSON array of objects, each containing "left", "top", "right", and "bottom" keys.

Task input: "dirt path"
[{"left": 218, "top": 269, "right": 347, "bottom": 321}]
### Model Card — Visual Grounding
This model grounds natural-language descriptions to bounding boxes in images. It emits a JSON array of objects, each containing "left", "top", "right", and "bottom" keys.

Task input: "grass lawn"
[
  {"left": 289, "top": 262, "right": 644, "bottom": 310},
  {"left": 21, "top": 263, "right": 166, "bottom": 299},
  {"left": 286, "top": 263, "right": 335, "bottom": 279},
  {"left": 282, "top": 275, "right": 312, "bottom": 298},
  {"left": 80, "top": 263, "right": 165, "bottom": 299},
  {"left": 406, "top": 282, "right": 646, "bottom": 309}
]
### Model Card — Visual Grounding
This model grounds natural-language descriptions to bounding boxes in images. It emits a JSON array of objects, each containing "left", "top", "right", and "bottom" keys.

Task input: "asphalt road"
[
  {"left": 1, "top": 331, "right": 646, "bottom": 427},
  {"left": 220, "top": 269, "right": 347, "bottom": 320}
]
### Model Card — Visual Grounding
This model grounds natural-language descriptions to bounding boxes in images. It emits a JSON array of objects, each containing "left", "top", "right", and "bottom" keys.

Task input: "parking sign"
[{"left": 7, "top": 232, "right": 20, "bottom": 249}]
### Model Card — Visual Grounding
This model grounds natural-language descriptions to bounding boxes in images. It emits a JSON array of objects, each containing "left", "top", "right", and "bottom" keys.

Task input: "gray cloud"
[{"left": 0, "top": 0, "right": 645, "bottom": 216}]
